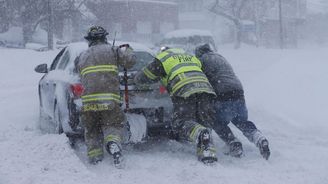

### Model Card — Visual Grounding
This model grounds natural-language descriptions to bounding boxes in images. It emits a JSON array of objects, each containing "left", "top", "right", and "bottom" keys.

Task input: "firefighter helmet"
[{"left": 84, "top": 26, "right": 109, "bottom": 41}]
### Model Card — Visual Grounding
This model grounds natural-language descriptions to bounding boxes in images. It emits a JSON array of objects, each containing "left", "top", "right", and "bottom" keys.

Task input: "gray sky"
[{"left": 307, "top": 0, "right": 328, "bottom": 13}]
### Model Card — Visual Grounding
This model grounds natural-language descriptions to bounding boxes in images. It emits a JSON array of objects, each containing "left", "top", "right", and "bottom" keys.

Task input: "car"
[
  {"left": 157, "top": 29, "right": 217, "bottom": 54},
  {"left": 34, "top": 41, "right": 173, "bottom": 144}
]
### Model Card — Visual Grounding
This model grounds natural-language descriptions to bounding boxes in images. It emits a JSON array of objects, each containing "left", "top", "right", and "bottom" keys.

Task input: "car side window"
[
  {"left": 56, "top": 50, "right": 70, "bottom": 70},
  {"left": 49, "top": 48, "right": 66, "bottom": 71}
]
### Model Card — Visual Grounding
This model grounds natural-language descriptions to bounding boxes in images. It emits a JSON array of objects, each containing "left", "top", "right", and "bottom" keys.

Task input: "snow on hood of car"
[{"left": 164, "top": 29, "right": 214, "bottom": 39}]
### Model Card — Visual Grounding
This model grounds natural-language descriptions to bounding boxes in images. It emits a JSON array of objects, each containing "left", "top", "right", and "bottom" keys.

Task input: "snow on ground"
[{"left": 0, "top": 46, "right": 327, "bottom": 184}]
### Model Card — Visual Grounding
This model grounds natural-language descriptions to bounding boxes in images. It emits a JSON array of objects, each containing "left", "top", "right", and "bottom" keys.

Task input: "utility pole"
[
  {"left": 278, "top": 0, "right": 284, "bottom": 49},
  {"left": 47, "top": 0, "right": 54, "bottom": 50},
  {"left": 252, "top": 0, "right": 260, "bottom": 47}
]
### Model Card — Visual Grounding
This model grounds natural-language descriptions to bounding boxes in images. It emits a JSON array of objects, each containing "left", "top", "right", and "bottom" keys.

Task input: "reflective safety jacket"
[
  {"left": 75, "top": 42, "right": 136, "bottom": 111},
  {"left": 134, "top": 48, "right": 215, "bottom": 98}
]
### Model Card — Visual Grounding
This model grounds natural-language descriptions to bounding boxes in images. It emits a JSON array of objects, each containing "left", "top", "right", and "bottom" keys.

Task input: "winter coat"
[
  {"left": 76, "top": 42, "right": 136, "bottom": 111},
  {"left": 134, "top": 48, "right": 216, "bottom": 98},
  {"left": 198, "top": 52, "right": 244, "bottom": 100}
]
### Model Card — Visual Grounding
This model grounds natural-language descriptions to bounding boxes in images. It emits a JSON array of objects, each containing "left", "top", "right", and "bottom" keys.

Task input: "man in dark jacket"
[
  {"left": 195, "top": 44, "right": 270, "bottom": 160},
  {"left": 134, "top": 47, "right": 218, "bottom": 164},
  {"left": 75, "top": 26, "right": 136, "bottom": 166}
]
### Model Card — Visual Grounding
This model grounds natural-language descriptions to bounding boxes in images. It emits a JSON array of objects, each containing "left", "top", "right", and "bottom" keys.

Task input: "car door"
[
  {"left": 40, "top": 48, "right": 66, "bottom": 116},
  {"left": 49, "top": 48, "right": 71, "bottom": 111}
]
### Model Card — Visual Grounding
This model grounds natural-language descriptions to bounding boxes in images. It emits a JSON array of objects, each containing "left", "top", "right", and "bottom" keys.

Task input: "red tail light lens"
[
  {"left": 70, "top": 83, "right": 84, "bottom": 97},
  {"left": 159, "top": 85, "right": 167, "bottom": 94}
]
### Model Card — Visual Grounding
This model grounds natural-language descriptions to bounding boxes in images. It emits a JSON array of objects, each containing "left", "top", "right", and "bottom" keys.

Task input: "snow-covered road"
[{"left": 0, "top": 47, "right": 327, "bottom": 184}]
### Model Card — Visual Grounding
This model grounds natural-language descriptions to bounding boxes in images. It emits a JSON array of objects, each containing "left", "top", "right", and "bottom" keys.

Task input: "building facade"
[{"left": 86, "top": 0, "right": 179, "bottom": 43}]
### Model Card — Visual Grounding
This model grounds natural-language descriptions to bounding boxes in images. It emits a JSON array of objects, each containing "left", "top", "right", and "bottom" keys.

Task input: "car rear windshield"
[{"left": 120, "top": 51, "right": 154, "bottom": 71}]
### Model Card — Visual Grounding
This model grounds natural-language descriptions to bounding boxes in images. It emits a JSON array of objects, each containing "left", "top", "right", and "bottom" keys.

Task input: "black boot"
[
  {"left": 258, "top": 139, "right": 270, "bottom": 160},
  {"left": 106, "top": 141, "right": 124, "bottom": 168},
  {"left": 228, "top": 140, "right": 243, "bottom": 158},
  {"left": 197, "top": 129, "right": 217, "bottom": 164}
]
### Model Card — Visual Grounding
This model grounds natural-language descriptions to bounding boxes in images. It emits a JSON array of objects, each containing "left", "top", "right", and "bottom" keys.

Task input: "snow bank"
[{"left": 0, "top": 27, "right": 24, "bottom": 45}]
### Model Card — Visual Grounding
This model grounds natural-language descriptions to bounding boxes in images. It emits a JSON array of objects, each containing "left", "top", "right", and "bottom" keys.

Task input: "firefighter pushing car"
[
  {"left": 75, "top": 26, "right": 136, "bottom": 167},
  {"left": 134, "top": 46, "right": 218, "bottom": 164}
]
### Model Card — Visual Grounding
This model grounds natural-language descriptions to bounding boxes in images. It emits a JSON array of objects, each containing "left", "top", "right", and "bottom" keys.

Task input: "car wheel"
[{"left": 54, "top": 101, "right": 64, "bottom": 134}]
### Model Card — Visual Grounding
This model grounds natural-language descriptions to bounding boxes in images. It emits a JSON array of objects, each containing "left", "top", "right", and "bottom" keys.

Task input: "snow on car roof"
[
  {"left": 66, "top": 42, "right": 88, "bottom": 58},
  {"left": 115, "top": 41, "right": 154, "bottom": 54},
  {"left": 65, "top": 41, "right": 154, "bottom": 57},
  {"left": 164, "top": 29, "right": 214, "bottom": 39}
]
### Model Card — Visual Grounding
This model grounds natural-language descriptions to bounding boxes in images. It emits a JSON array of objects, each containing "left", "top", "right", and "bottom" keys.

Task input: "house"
[
  {"left": 86, "top": 0, "right": 179, "bottom": 44},
  {"left": 261, "top": 0, "right": 307, "bottom": 48}
]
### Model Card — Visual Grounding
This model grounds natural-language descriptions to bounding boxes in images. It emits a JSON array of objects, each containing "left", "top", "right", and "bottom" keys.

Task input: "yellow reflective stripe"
[
  {"left": 105, "top": 135, "right": 121, "bottom": 144},
  {"left": 82, "top": 93, "right": 121, "bottom": 103},
  {"left": 82, "top": 68, "right": 118, "bottom": 76},
  {"left": 81, "top": 68, "right": 118, "bottom": 75},
  {"left": 81, "top": 65, "right": 118, "bottom": 76},
  {"left": 189, "top": 124, "right": 204, "bottom": 142},
  {"left": 171, "top": 76, "right": 209, "bottom": 94},
  {"left": 182, "top": 88, "right": 216, "bottom": 98},
  {"left": 81, "top": 65, "right": 118, "bottom": 73},
  {"left": 88, "top": 148, "right": 103, "bottom": 158},
  {"left": 156, "top": 52, "right": 170, "bottom": 60},
  {"left": 143, "top": 68, "right": 158, "bottom": 80},
  {"left": 167, "top": 62, "right": 200, "bottom": 78},
  {"left": 82, "top": 93, "right": 120, "bottom": 99},
  {"left": 82, "top": 97, "right": 121, "bottom": 103},
  {"left": 169, "top": 66, "right": 202, "bottom": 81},
  {"left": 178, "top": 73, "right": 186, "bottom": 80}
]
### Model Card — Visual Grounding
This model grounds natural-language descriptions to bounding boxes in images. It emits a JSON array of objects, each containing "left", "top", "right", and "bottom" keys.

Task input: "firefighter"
[
  {"left": 195, "top": 43, "right": 270, "bottom": 160},
  {"left": 75, "top": 26, "right": 136, "bottom": 166},
  {"left": 134, "top": 46, "right": 218, "bottom": 164}
]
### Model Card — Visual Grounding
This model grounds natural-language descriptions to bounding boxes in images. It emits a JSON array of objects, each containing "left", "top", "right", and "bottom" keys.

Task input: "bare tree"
[
  {"left": 209, "top": 0, "right": 249, "bottom": 49},
  {"left": 0, "top": 0, "right": 10, "bottom": 32},
  {"left": 47, "top": 0, "right": 54, "bottom": 49}
]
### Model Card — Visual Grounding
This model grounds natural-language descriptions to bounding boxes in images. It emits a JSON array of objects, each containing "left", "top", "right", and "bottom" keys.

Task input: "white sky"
[{"left": 307, "top": 0, "right": 328, "bottom": 13}]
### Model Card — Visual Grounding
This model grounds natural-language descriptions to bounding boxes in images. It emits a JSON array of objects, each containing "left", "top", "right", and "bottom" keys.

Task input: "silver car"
[{"left": 34, "top": 41, "right": 172, "bottom": 143}]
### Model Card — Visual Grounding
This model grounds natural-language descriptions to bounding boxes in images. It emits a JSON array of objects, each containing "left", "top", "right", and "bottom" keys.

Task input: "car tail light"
[
  {"left": 159, "top": 85, "right": 167, "bottom": 94},
  {"left": 70, "top": 83, "right": 84, "bottom": 97}
]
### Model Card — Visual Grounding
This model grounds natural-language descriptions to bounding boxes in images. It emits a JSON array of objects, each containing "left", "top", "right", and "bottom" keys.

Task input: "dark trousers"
[
  {"left": 171, "top": 93, "right": 216, "bottom": 142},
  {"left": 212, "top": 97, "right": 258, "bottom": 144},
  {"left": 82, "top": 103, "right": 126, "bottom": 159}
]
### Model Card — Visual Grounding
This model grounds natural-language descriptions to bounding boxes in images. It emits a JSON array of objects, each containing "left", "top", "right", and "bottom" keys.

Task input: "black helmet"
[
  {"left": 84, "top": 25, "right": 109, "bottom": 41},
  {"left": 195, "top": 43, "right": 212, "bottom": 58}
]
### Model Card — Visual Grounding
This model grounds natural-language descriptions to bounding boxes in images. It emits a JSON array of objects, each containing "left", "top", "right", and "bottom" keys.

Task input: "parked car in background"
[
  {"left": 156, "top": 29, "right": 217, "bottom": 54},
  {"left": 34, "top": 41, "right": 172, "bottom": 144}
]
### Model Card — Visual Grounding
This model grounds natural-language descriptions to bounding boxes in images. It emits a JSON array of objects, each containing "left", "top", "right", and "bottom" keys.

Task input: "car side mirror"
[{"left": 34, "top": 63, "right": 48, "bottom": 73}]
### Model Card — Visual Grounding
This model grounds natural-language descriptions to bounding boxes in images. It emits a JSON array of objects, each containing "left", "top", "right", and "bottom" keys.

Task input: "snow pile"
[
  {"left": 0, "top": 27, "right": 24, "bottom": 45},
  {"left": 0, "top": 46, "right": 328, "bottom": 184}
]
